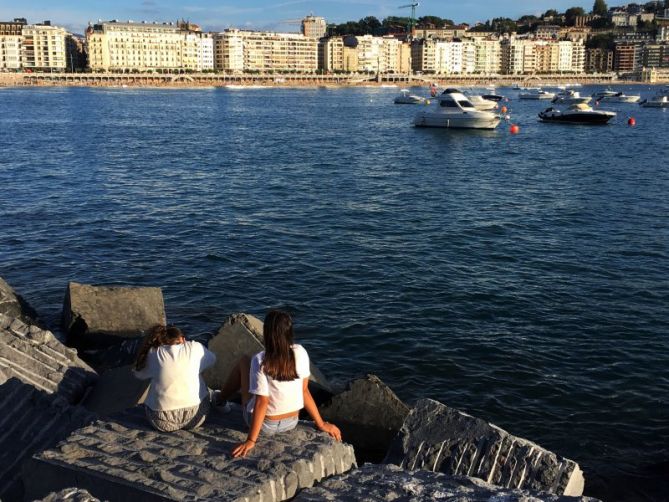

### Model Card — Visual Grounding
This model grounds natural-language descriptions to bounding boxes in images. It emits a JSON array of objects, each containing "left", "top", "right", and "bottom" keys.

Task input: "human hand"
[
  {"left": 232, "top": 440, "right": 256, "bottom": 458},
  {"left": 318, "top": 421, "right": 342, "bottom": 442}
]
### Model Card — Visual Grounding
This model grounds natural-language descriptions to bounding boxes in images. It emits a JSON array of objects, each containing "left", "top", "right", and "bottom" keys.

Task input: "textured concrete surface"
[
  {"left": 82, "top": 365, "right": 149, "bottom": 416},
  {"left": 0, "top": 314, "right": 97, "bottom": 404},
  {"left": 0, "top": 276, "right": 39, "bottom": 325},
  {"left": 0, "top": 378, "right": 96, "bottom": 502},
  {"left": 294, "top": 464, "right": 601, "bottom": 501},
  {"left": 204, "top": 313, "right": 333, "bottom": 399},
  {"left": 26, "top": 403, "right": 356, "bottom": 502},
  {"left": 319, "top": 374, "right": 409, "bottom": 462},
  {"left": 385, "top": 399, "right": 585, "bottom": 496},
  {"left": 62, "top": 282, "right": 166, "bottom": 347},
  {"left": 33, "top": 487, "right": 102, "bottom": 502}
]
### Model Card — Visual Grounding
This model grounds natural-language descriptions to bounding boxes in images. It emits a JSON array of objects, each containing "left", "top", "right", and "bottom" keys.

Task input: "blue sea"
[{"left": 0, "top": 84, "right": 667, "bottom": 500}]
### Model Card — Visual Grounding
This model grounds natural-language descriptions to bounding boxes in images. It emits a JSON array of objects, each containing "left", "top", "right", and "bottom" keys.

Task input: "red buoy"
[
  {"left": 628, "top": 117, "right": 636, "bottom": 126},
  {"left": 509, "top": 124, "right": 520, "bottom": 134}
]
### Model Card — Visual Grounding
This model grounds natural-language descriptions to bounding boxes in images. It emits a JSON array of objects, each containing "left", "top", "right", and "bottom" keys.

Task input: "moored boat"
[
  {"left": 592, "top": 89, "right": 640, "bottom": 103},
  {"left": 519, "top": 89, "right": 555, "bottom": 100},
  {"left": 414, "top": 89, "right": 501, "bottom": 129},
  {"left": 639, "top": 87, "right": 669, "bottom": 108},
  {"left": 551, "top": 89, "right": 590, "bottom": 105},
  {"left": 394, "top": 89, "right": 426, "bottom": 104},
  {"left": 538, "top": 103, "right": 616, "bottom": 124}
]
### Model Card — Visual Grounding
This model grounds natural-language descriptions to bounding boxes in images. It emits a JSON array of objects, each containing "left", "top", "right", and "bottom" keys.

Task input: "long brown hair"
[
  {"left": 262, "top": 310, "right": 298, "bottom": 381},
  {"left": 134, "top": 325, "right": 184, "bottom": 371}
]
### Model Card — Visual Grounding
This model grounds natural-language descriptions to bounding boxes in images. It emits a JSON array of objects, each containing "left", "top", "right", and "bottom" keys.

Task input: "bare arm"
[
  {"left": 302, "top": 379, "right": 342, "bottom": 441},
  {"left": 232, "top": 395, "right": 269, "bottom": 457}
]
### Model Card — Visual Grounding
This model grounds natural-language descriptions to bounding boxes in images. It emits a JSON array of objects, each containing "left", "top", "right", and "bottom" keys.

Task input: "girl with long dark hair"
[
  {"left": 218, "top": 310, "right": 341, "bottom": 457},
  {"left": 134, "top": 324, "right": 216, "bottom": 432}
]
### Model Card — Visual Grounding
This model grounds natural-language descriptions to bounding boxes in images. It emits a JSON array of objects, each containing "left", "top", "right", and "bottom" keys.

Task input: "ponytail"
[{"left": 134, "top": 324, "right": 184, "bottom": 371}]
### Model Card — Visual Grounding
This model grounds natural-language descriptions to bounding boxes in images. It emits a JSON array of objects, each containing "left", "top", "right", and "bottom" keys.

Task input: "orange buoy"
[
  {"left": 628, "top": 117, "right": 636, "bottom": 126},
  {"left": 501, "top": 105, "right": 508, "bottom": 114},
  {"left": 509, "top": 124, "right": 520, "bottom": 134}
]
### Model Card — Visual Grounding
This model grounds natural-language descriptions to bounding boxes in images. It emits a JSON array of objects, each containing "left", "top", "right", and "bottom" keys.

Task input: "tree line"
[{"left": 327, "top": 0, "right": 669, "bottom": 36}]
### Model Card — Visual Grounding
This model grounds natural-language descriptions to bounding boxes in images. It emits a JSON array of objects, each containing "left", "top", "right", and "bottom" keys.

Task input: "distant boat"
[
  {"left": 639, "top": 86, "right": 669, "bottom": 108},
  {"left": 519, "top": 89, "right": 555, "bottom": 100},
  {"left": 592, "top": 89, "right": 640, "bottom": 103},
  {"left": 538, "top": 103, "right": 616, "bottom": 124},
  {"left": 414, "top": 89, "right": 501, "bottom": 129},
  {"left": 394, "top": 89, "right": 426, "bottom": 104},
  {"left": 551, "top": 89, "right": 590, "bottom": 105}
]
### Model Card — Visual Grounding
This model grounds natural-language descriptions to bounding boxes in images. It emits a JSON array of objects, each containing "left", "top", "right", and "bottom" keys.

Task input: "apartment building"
[
  {"left": 585, "top": 48, "right": 614, "bottom": 73},
  {"left": 473, "top": 39, "right": 501, "bottom": 74},
  {"left": 302, "top": 15, "right": 326, "bottom": 38},
  {"left": 22, "top": 22, "right": 67, "bottom": 71},
  {"left": 0, "top": 19, "right": 25, "bottom": 70},
  {"left": 642, "top": 43, "right": 669, "bottom": 68},
  {"left": 614, "top": 43, "right": 643, "bottom": 72},
  {"left": 87, "top": 20, "right": 212, "bottom": 71},
  {"left": 318, "top": 36, "right": 343, "bottom": 72},
  {"left": 214, "top": 29, "right": 318, "bottom": 73},
  {"left": 318, "top": 35, "right": 409, "bottom": 73},
  {"left": 501, "top": 39, "right": 536, "bottom": 74}
]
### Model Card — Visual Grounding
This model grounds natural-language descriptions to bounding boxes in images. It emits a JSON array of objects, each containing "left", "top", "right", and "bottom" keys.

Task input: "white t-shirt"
[
  {"left": 133, "top": 340, "right": 216, "bottom": 411},
  {"left": 249, "top": 344, "right": 310, "bottom": 416}
]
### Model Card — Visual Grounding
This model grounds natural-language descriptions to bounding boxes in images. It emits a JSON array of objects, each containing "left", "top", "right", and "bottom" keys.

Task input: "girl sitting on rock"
[
  {"left": 134, "top": 325, "right": 216, "bottom": 432},
  {"left": 218, "top": 310, "right": 341, "bottom": 457}
]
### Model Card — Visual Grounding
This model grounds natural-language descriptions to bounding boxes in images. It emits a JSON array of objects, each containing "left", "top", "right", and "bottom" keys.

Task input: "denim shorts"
[{"left": 243, "top": 396, "right": 299, "bottom": 436}]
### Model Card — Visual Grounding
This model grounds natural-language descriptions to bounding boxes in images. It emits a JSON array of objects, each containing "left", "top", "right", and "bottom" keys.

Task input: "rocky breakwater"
[{"left": 0, "top": 276, "right": 597, "bottom": 501}]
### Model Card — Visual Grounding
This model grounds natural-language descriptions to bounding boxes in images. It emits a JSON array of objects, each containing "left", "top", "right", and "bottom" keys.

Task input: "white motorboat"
[
  {"left": 640, "top": 87, "right": 669, "bottom": 108},
  {"left": 591, "top": 89, "right": 640, "bottom": 103},
  {"left": 519, "top": 89, "right": 555, "bottom": 100},
  {"left": 466, "top": 94, "right": 498, "bottom": 111},
  {"left": 394, "top": 89, "right": 426, "bottom": 104},
  {"left": 551, "top": 89, "right": 590, "bottom": 105},
  {"left": 414, "top": 89, "right": 501, "bottom": 129},
  {"left": 538, "top": 103, "right": 616, "bottom": 124}
]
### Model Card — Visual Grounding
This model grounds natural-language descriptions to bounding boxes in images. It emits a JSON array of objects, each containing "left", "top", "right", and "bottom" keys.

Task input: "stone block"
[
  {"left": 33, "top": 488, "right": 102, "bottom": 502},
  {"left": 203, "top": 313, "right": 333, "bottom": 399},
  {"left": 384, "top": 398, "right": 585, "bottom": 496},
  {"left": 319, "top": 374, "right": 409, "bottom": 462},
  {"left": 0, "top": 276, "right": 39, "bottom": 326},
  {"left": 0, "top": 378, "right": 96, "bottom": 502},
  {"left": 62, "top": 282, "right": 166, "bottom": 348},
  {"left": 25, "top": 404, "right": 356, "bottom": 502},
  {"left": 294, "top": 463, "right": 601, "bottom": 502},
  {"left": 0, "top": 314, "right": 97, "bottom": 404},
  {"left": 82, "top": 365, "right": 149, "bottom": 416}
]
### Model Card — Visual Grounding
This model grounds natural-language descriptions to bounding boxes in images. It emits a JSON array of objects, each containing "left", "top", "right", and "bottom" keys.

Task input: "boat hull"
[
  {"left": 538, "top": 112, "right": 614, "bottom": 124},
  {"left": 597, "top": 96, "right": 639, "bottom": 103},
  {"left": 414, "top": 112, "right": 501, "bottom": 129}
]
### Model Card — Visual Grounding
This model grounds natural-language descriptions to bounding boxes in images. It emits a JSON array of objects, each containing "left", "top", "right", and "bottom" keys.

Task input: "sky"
[{"left": 1, "top": 0, "right": 620, "bottom": 35}]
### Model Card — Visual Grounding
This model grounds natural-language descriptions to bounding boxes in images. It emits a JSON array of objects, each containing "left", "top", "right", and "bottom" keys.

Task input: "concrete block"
[
  {"left": 25, "top": 404, "right": 357, "bottom": 502},
  {"left": 0, "top": 314, "right": 97, "bottom": 404},
  {"left": 203, "top": 313, "right": 333, "bottom": 398},
  {"left": 0, "top": 378, "right": 96, "bottom": 502},
  {"left": 82, "top": 365, "right": 149, "bottom": 416},
  {"left": 294, "top": 463, "right": 601, "bottom": 502},
  {"left": 384, "top": 398, "right": 586, "bottom": 496},
  {"left": 319, "top": 374, "right": 409, "bottom": 462},
  {"left": 0, "top": 276, "right": 40, "bottom": 326},
  {"left": 33, "top": 488, "right": 102, "bottom": 502},
  {"left": 62, "top": 282, "right": 166, "bottom": 347}
]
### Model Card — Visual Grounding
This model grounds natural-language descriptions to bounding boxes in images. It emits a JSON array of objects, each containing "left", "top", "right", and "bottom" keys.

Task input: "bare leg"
[{"left": 218, "top": 355, "right": 251, "bottom": 406}]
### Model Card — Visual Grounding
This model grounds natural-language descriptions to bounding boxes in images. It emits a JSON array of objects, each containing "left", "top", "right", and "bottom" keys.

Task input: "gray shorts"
[
  {"left": 243, "top": 396, "right": 299, "bottom": 436},
  {"left": 145, "top": 397, "right": 210, "bottom": 433}
]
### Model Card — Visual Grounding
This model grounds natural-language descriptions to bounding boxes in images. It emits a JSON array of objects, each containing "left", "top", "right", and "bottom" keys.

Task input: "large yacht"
[{"left": 414, "top": 89, "right": 501, "bottom": 129}]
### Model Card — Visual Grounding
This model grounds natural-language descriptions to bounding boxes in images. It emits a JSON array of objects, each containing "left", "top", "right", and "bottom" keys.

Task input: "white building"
[
  {"left": 197, "top": 33, "right": 214, "bottom": 71},
  {"left": 0, "top": 35, "right": 21, "bottom": 69},
  {"left": 22, "top": 23, "right": 67, "bottom": 71},
  {"left": 474, "top": 39, "right": 501, "bottom": 74}
]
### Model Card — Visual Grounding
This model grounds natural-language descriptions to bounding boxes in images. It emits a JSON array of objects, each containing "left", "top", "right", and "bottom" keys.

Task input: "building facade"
[
  {"left": 214, "top": 30, "right": 318, "bottom": 73},
  {"left": 22, "top": 22, "right": 67, "bottom": 71},
  {"left": 585, "top": 48, "right": 614, "bottom": 73},
  {"left": 0, "top": 19, "right": 24, "bottom": 70},
  {"left": 302, "top": 16, "right": 326, "bottom": 38}
]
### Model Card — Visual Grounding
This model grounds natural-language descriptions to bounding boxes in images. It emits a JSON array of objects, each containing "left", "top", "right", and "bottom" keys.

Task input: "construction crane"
[{"left": 398, "top": 2, "right": 419, "bottom": 39}]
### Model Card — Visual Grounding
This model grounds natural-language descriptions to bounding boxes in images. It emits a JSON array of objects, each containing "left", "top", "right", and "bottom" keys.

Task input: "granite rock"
[
  {"left": 384, "top": 398, "right": 585, "bottom": 496},
  {"left": 0, "top": 378, "right": 97, "bottom": 502},
  {"left": 319, "top": 374, "right": 410, "bottom": 462},
  {"left": 62, "top": 282, "right": 166, "bottom": 348},
  {"left": 25, "top": 404, "right": 356, "bottom": 502},
  {"left": 0, "top": 276, "right": 39, "bottom": 326},
  {"left": 294, "top": 463, "right": 601, "bottom": 501},
  {"left": 82, "top": 365, "right": 149, "bottom": 416},
  {"left": 204, "top": 313, "right": 333, "bottom": 400},
  {"left": 0, "top": 314, "right": 97, "bottom": 404}
]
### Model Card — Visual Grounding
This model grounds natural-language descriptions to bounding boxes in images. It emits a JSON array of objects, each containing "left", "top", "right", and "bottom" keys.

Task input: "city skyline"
[{"left": 1, "top": 0, "right": 627, "bottom": 34}]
